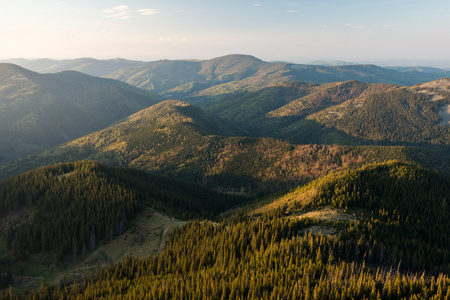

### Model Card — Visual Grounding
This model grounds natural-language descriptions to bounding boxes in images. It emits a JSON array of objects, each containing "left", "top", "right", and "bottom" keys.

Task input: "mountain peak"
[
  {"left": 0, "top": 63, "right": 37, "bottom": 79},
  {"left": 127, "top": 100, "right": 245, "bottom": 137}
]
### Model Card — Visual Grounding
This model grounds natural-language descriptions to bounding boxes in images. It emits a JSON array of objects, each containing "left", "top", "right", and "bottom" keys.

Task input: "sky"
[{"left": 1, "top": 0, "right": 450, "bottom": 64}]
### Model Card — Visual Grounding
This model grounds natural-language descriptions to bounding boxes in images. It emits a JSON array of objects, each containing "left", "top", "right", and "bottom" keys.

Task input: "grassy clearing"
[
  {"left": 297, "top": 207, "right": 359, "bottom": 222},
  {"left": 1, "top": 208, "right": 185, "bottom": 289},
  {"left": 48, "top": 208, "right": 185, "bottom": 287}
]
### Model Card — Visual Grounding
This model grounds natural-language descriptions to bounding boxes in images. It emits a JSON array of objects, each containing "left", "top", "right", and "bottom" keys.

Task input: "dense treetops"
[
  {"left": 196, "top": 79, "right": 450, "bottom": 152},
  {"left": 253, "top": 161, "right": 450, "bottom": 272},
  {"left": 3, "top": 99, "right": 447, "bottom": 196},
  {"left": 5, "top": 161, "right": 449, "bottom": 299},
  {"left": 308, "top": 88, "right": 450, "bottom": 145},
  {"left": 200, "top": 80, "right": 397, "bottom": 137},
  {"left": 0, "top": 160, "right": 244, "bottom": 260}
]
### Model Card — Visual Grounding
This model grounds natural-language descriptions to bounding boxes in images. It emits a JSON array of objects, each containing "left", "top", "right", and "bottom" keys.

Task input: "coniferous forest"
[
  {"left": 1, "top": 161, "right": 450, "bottom": 299},
  {"left": 1, "top": 55, "right": 450, "bottom": 299}
]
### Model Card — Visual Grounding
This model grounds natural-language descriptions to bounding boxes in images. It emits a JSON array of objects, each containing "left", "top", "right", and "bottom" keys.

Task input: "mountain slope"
[
  {"left": 103, "top": 54, "right": 450, "bottom": 99},
  {"left": 0, "top": 63, "right": 163, "bottom": 160},
  {"left": 204, "top": 77, "right": 450, "bottom": 149},
  {"left": 250, "top": 161, "right": 450, "bottom": 272},
  {"left": 299, "top": 80, "right": 450, "bottom": 146},
  {"left": 105, "top": 54, "right": 291, "bottom": 96},
  {"left": 0, "top": 58, "right": 144, "bottom": 77},
  {"left": 0, "top": 160, "right": 244, "bottom": 261},
  {"left": 202, "top": 80, "right": 397, "bottom": 136},
  {"left": 21, "top": 161, "right": 450, "bottom": 299},
  {"left": 2, "top": 100, "right": 450, "bottom": 196}
]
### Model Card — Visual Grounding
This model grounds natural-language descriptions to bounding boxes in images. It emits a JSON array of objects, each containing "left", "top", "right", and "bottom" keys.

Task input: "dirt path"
[{"left": 158, "top": 223, "right": 178, "bottom": 253}]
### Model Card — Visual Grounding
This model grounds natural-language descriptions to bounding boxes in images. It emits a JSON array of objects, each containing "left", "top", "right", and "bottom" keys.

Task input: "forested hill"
[
  {"left": 250, "top": 160, "right": 450, "bottom": 273},
  {"left": 196, "top": 79, "right": 450, "bottom": 151},
  {"left": 299, "top": 81, "right": 450, "bottom": 147},
  {"left": 201, "top": 80, "right": 397, "bottom": 136},
  {"left": 0, "top": 63, "right": 163, "bottom": 161},
  {"left": 103, "top": 54, "right": 450, "bottom": 98},
  {"left": 14, "top": 161, "right": 450, "bottom": 299},
  {"left": 0, "top": 57, "right": 144, "bottom": 77},
  {"left": 0, "top": 160, "right": 244, "bottom": 261},
  {"left": 104, "top": 54, "right": 290, "bottom": 95},
  {"left": 3, "top": 100, "right": 450, "bottom": 195}
]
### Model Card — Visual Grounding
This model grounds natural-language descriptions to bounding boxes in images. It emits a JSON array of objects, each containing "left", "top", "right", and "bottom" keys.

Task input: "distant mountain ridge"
[
  {"left": 4, "top": 55, "right": 450, "bottom": 100},
  {"left": 0, "top": 63, "right": 163, "bottom": 160},
  {"left": 105, "top": 55, "right": 450, "bottom": 98},
  {"left": 0, "top": 57, "right": 143, "bottom": 77}
]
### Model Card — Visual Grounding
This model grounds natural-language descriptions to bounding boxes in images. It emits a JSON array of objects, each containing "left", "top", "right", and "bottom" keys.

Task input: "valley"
[{"left": 0, "top": 55, "right": 449, "bottom": 299}]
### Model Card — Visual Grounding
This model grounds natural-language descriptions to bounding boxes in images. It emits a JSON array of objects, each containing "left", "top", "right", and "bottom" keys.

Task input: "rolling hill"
[
  {"left": 5, "top": 55, "right": 450, "bottom": 102},
  {"left": 14, "top": 161, "right": 449, "bottom": 299},
  {"left": 250, "top": 161, "right": 450, "bottom": 273},
  {"left": 103, "top": 54, "right": 450, "bottom": 100},
  {"left": 0, "top": 160, "right": 245, "bottom": 263},
  {"left": 104, "top": 54, "right": 292, "bottom": 96},
  {"left": 1, "top": 100, "right": 450, "bottom": 197},
  {"left": 292, "top": 79, "right": 450, "bottom": 147},
  {"left": 0, "top": 58, "right": 144, "bottom": 77},
  {"left": 0, "top": 63, "right": 163, "bottom": 160},
  {"left": 201, "top": 80, "right": 397, "bottom": 136},
  {"left": 194, "top": 78, "right": 450, "bottom": 151}
]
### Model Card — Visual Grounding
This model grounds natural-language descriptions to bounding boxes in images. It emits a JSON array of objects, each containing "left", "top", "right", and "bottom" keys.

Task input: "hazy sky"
[{"left": 1, "top": 0, "right": 450, "bottom": 63}]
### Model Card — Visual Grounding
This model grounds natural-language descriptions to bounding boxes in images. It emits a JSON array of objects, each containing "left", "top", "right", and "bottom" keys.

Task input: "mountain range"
[
  {"left": 0, "top": 63, "right": 162, "bottom": 161},
  {"left": 4, "top": 54, "right": 450, "bottom": 98},
  {"left": 1, "top": 54, "right": 450, "bottom": 298},
  {"left": 1, "top": 98, "right": 450, "bottom": 194}
]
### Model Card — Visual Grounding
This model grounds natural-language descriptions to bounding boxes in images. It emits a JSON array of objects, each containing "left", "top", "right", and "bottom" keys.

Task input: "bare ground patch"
[
  {"left": 297, "top": 207, "right": 362, "bottom": 237},
  {"left": 439, "top": 104, "right": 450, "bottom": 126},
  {"left": 297, "top": 207, "right": 358, "bottom": 222},
  {"left": 48, "top": 208, "right": 185, "bottom": 286}
]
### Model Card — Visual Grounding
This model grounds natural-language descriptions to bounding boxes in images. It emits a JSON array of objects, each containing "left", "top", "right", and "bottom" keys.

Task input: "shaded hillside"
[
  {"left": 2, "top": 100, "right": 450, "bottom": 197},
  {"left": 4, "top": 55, "right": 450, "bottom": 102},
  {"left": 0, "top": 161, "right": 243, "bottom": 260},
  {"left": 105, "top": 54, "right": 291, "bottom": 95},
  {"left": 202, "top": 82, "right": 318, "bottom": 134},
  {"left": 202, "top": 80, "right": 397, "bottom": 136},
  {"left": 301, "top": 82, "right": 450, "bottom": 146},
  {"left": 288, "top": 64, "right": 450, "bottom": 86},
  {"left": 103, "top": 54, "right": 450, "bottom": 99},
  {"left": 0, "top": 63, "right": 163, "bottom": 160},
  {"left": 209, "top": 78, "right": 450, "bottom": 149},
  {"left": 16, "top": 162, "right": 450, "bottom": 299},
  {"left": 1, "top": 58, "right": 144, "bottom": 77}
]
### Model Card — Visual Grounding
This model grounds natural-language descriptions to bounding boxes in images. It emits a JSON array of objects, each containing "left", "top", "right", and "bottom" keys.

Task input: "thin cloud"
[
  {"left": 384, "top": 24, "right": 392, "bottom": 28},
  {"left": 285, "top": 10, "right": 296, "bottom": 13},
  {"left": 138, "top": 9, "right": 160, "bottom": 16},
  {"left": 354, "top": 25, "right": 365, "bottom": 29},
  {"left": 103, "top": 5, "right": 160, "bottom": 19},
  {"left": 252, "top": 4, "right": 262, "bottom": 7},
  {"left": 113, "top": 5, "right": 130, "bottom": 11}
]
